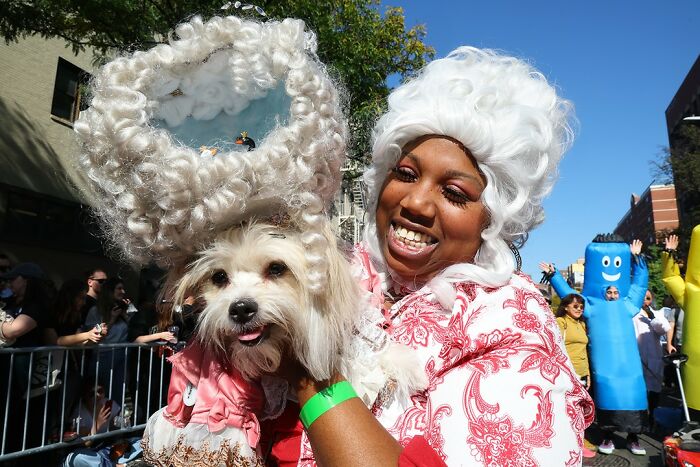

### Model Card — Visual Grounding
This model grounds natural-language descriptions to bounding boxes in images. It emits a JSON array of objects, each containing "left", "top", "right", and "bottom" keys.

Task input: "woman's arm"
[
  {"left": 57, "top": 326, "right": 104, "bottom": 346},
  {"left": 294, "top": 374, "right": 402, "bottom": 467},
  {"left": 134, "top": 331, "right": 176, "bottom": 344},
  {"left": 539, "top": 262, "right": 576, "bottom": 299},
  {"left": 0, "top": 314, "right": 37, "bottom": 339}
]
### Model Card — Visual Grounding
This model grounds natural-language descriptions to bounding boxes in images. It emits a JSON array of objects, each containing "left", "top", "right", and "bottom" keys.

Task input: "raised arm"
[
  {"left": 661, "top": 235, "right": 686, "bottom": 307},
  {"left": 539, "top": 262, "right": 576, "bottom": 299},
  {"left": 625, "top": 240, "right": 649, "bottom": 317}
]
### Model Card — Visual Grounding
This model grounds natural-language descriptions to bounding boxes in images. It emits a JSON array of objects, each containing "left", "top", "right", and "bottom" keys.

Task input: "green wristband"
[{"left": 299, "top": 381, "right": 358, "bottom": 429}]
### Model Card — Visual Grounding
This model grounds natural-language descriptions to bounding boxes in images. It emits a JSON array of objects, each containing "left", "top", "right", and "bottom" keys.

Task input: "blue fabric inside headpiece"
[{"left": 151, "top": 83, "right": 291, "bottom": 152}]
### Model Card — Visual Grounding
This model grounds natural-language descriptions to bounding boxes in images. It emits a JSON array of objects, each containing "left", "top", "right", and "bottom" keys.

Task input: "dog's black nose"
[{"left": 229, "top": 298, "right": 258, "bottom": 324}]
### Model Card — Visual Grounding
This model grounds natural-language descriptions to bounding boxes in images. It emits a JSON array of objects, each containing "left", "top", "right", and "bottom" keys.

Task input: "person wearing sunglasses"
[
  {"left": 555, "top": 293, "right": 596, "bottom": 458},
  {"left": 81, "top": 268, "right": 107, "bottom": 323}
]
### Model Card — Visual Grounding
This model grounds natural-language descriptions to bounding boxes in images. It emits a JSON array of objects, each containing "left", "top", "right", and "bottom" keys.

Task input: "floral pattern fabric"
[{"left": 299, "top": 245, "right": 595, "bottom": 466}]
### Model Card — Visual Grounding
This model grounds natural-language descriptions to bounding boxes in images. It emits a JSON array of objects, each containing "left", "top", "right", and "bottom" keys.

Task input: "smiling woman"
[{"left": 272, "top": 47, "right": 595, "bottom": 467}]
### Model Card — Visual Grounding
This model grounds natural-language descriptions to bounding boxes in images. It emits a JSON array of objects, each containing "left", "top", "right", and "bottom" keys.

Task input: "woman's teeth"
[{"left": 394, "top": 225, "right": 434, "bottom": 248}]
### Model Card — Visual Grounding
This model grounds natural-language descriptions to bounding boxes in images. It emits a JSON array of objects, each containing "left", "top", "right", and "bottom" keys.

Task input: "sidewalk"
[{"left": 583, "top": 432, "right": 664, "bottom": 467}]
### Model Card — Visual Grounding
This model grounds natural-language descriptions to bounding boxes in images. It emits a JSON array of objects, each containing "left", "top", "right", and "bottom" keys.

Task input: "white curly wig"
[
  {"left": 363, "top": 46, "right": 574, "bottom": 302},
  {"left": 74, "top": 15, "right": 347, "bottom": 292}
]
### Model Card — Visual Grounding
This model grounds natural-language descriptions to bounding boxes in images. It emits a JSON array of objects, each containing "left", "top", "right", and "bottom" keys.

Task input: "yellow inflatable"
[{"left": 662, "top": 224, "right": 700, "bottom": 411}]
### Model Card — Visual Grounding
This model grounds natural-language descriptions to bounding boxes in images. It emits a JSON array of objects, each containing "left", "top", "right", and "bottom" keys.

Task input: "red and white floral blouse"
[{"left": 280, "top": 245, "right": 595, "bottom": 466}]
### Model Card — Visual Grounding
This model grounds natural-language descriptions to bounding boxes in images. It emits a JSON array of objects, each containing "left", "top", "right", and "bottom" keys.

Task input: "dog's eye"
[
  {"left": 266, "top": 262, "right": 288, "bottom": 278},
  {"left": 211, "top": 270, "right": 229, "bottom": 287}
]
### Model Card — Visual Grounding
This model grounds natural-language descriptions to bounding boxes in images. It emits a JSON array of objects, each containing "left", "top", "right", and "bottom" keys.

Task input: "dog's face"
[{"left": 174, "top": 222, "right": 357, "bottom": 381}]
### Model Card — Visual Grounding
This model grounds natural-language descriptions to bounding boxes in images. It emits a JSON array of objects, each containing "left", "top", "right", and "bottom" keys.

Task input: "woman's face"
[
  {"left": 113, "top": 283, "right": 126, "bottom": 300},
  {"left": 605, "top": 286, "right": 620, "bottom": 301},
  {"left": 376, "top": 136, "right": 487, "bottom": 283},
  {"left": 565, "top": 300, "right": 584, "bottom": 319}
]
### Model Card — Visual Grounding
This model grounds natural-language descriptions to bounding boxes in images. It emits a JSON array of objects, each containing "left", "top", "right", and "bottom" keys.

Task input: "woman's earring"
[{"left": 508, "top": 241, "right": 522, "bottom": 271}]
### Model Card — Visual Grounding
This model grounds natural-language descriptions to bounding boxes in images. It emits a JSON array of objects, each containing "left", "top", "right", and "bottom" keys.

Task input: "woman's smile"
[{"left": 388, "top": 223, "right": 438, "bottom": 258}]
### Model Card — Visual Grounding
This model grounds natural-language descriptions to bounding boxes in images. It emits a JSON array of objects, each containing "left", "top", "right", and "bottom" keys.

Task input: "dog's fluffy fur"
[{"left": 173, "top": 220, "right": 426, "bottom": 401}]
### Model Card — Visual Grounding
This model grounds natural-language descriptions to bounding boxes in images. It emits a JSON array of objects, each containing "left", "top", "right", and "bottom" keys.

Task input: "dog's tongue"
[{"left": 238, "top": 326, "right": 266, "bottom": 342}]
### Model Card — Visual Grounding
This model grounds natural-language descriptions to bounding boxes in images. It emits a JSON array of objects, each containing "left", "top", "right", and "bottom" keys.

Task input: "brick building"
[
  {"left": 665, "top": 55, "right": 700, "bottom": 234},
  {"left": 613, "top": 184, "right": 678, "bottom": 245}
]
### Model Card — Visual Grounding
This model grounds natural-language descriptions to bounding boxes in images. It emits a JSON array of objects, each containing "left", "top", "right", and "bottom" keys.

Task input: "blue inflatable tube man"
[{"left": 548, "top": 234, "right": 648, "bottom": 431}]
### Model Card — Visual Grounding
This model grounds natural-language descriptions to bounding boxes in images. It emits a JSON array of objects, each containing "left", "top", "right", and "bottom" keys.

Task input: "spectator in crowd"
[
  {"left": 660, "top": 295, "right": 683, "bottom": 354},
  {"left": 555, "top": 294, "right": 591, "bottom": 388},
  {"left": 45, "top": 279, "right": 107, "bottom": 425},
  {"left": 0, "top": 253, "right": 12, "bottom": 301},
  {"left": 554, "top": 293, "right": 596, "bottom": 458},
  {"left": 63, "top": 379, "right": 142, "bottom": 467},
  {"left": 81, "top": 268, "right": 108, "bottom": 323},
  {"left": 633, "top": 290, "right": 671, "bottom": 431},
  {"left": 84, "top": 278, "right": 132, "bottom": 405},
  {"left": 0, "top": 262, "right": 54, "bottom": 349},
  {"left": 85, "top": 278, "right": 175, "bottom": 406},
  {"left": 52, "top": 279, "right": 106, "bottom": 347},
  {"left": 0, "top": 262, "right": 56, "bottom": 449},
  {"left": 660, "top": 295, "right": 684, "bottom": 388}
]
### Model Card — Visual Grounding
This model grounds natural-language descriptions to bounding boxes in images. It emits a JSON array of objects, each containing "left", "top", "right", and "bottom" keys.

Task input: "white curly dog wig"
[
  {"left": 74, "top": 15, "right": 347, "bottom": 292},
  {"left": 364, "top": 47, "right": 574, "bottom": 303}
]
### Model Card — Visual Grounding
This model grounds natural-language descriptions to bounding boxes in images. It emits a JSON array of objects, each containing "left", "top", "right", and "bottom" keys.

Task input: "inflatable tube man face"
[{"left": 581, "top": 235, "right": 631, "bottom": 298}]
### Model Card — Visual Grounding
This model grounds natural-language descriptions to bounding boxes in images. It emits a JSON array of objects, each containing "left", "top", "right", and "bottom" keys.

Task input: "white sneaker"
[
  {"left": 598, "top": 439, "right": 614, "bottom": 455},
  {"left": 628, "top": 441, "right": 646, "bottom": 455}
]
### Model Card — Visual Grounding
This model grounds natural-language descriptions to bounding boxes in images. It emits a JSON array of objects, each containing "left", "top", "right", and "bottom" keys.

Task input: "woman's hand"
[
  {"left": 584, "top": 375, "right": 591, "bottom": 391},
  {"left": 630, "top": 239, "right": 643, "bottom": 255},
  {"left": 666, "top": 234, "right": 679, "bottom": 251},
  {"left": 85, "top": 327, "right": 103, "bottom": 344},
  {"left": 666, "top": 342, "right": 677, "bottom": 354},
  {"left": 538, "top": 262, "right": 554, "bottom": 273},
  {"left": 94, "top": 402, "right": 111, "bottom": 433},
  {"left": 156, "top": 331, "right": 177, "bottom": 343}
]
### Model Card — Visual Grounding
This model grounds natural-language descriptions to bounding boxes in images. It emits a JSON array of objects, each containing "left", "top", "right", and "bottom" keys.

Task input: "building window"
[{"left": 50, "top": 57, "right": 91, "bottom": 124}]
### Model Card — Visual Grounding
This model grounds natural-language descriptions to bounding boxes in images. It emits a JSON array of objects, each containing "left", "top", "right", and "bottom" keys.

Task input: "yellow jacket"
[{"left": 557, "top": 314, "right": 590, "bottom": 378}]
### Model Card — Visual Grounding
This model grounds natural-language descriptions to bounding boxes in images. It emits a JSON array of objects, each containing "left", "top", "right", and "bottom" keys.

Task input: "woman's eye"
[
  {"left": 442, "top": 186, "right": 471, "bottom": 205},
  {"left": 391, "top": 167, "right": 416, "bottom": 182},
  {"left": 211, "top": 270, "right": 229, "bottom": 287}
]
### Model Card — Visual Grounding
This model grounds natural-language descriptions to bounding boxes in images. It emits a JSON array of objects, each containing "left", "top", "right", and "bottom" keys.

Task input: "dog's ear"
[{"left": 297, "top": 222, "right": 359, "bottom": 381}]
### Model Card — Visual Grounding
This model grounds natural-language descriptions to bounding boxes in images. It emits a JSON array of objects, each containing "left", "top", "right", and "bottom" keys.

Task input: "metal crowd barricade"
[{"left": 0, "top": 341, "right": 171, "bottom": 462}]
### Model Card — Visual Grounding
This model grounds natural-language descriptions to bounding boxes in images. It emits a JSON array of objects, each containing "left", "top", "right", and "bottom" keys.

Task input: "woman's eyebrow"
[{"left": 443, "top": 169, "right": 485, "bottom": 188}]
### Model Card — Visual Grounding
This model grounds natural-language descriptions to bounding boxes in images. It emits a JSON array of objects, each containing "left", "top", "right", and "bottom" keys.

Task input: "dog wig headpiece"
[{"left": 74, "top": 15, "right": 347, "bottom": 292}]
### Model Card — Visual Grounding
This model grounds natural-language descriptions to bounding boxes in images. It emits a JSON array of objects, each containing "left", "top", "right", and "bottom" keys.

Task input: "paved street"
[
  {"left": 583, "top": 386, "right": 688, "bottom": 467},
  {"left": 584, "top": 432, "right": 665, "bottom": 467}
]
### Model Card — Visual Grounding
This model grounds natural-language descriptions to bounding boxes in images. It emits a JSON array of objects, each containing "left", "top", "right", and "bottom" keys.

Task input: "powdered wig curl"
[
  {"left": 364, "top": 47, "right": 574, "bottom": 297},
  {"left": 73, "top": 15, "right": 347, "bottom": 292}
]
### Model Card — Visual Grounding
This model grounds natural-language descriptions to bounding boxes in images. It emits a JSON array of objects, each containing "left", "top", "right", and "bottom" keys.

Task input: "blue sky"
[{"left": 388, "top": 0, "right": 700, "bottom": 280}]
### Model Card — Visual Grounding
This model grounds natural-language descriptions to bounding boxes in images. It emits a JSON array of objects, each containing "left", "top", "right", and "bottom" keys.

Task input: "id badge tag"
[{"left": 183, "top": 382, "right": 197, "bottom": 407}]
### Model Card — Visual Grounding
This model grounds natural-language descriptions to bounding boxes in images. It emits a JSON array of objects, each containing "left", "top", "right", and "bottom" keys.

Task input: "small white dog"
[{"left": 174, "top": 219, "right": 427, "bottom": 402}]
